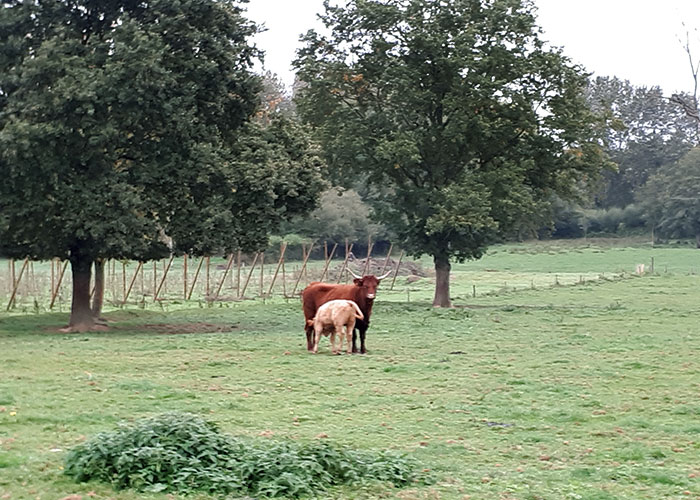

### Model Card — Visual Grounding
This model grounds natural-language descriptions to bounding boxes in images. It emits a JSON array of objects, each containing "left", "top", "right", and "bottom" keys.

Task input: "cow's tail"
[{"left": 350, "top": 300, "right": 364, "bottom": 320}]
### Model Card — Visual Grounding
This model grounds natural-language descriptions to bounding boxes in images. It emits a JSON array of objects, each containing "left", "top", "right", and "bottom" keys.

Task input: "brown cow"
[
  {"left": 307, "top": 299, "right": 364, "bottom": 354},
  {"left": 301, "top": 270, "right": 391, "bottom": 354}
]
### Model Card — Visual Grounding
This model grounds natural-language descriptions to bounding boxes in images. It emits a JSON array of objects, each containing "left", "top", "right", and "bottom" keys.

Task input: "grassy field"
[{"left": 1, "top": 240, "right": 700, "bottom": 499}]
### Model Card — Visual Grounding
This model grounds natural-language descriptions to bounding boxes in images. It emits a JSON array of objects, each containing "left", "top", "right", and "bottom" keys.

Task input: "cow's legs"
[
  {"left": 351, "top": 327, "right": 368, "bottom": 354},
  {"left": 305, "top": 325, "right": 315, "bottom": 351},
  {"left": 359, "top": 326, "right": 367, "bottom": 354},
  {"left": 345, "top": 325, "right": 352, "bottom": 354}
]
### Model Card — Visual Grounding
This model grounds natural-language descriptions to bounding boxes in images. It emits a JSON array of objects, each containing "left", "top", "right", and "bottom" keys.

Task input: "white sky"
[{"left": 245, "top": 0, "right": 700, "bottom": 95}]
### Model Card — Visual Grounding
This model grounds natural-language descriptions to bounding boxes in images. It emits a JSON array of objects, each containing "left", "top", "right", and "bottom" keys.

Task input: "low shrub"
[{"left": 64, "top": 412, "right": 426, "bottom": 497}]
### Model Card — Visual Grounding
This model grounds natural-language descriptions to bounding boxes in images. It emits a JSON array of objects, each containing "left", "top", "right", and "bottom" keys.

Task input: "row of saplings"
[{"left": 64, "top": 271, "right": 426, "bottom": 497}]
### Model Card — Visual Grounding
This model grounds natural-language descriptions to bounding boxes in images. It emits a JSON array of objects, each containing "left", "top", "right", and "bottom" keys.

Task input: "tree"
[
  {"left": 586, "top": 77, "right": 695, "bottom": 208},
  {"left": 257, "top": 71, "right": 295, "bottom": 123},
  {"left": 280, "top": 189, "right": 390, "bottom": 245},
  {"left": 670, "top": 26, "right": 700, "bottom": 144},
  {"left": 0, "top": 0, "right": 325, "bottom": 330},
  {"left": 294, "top": 0, "right": 606, "bottom": 307},
  {"left": 638, "top": 148, "right": 700, "bottom": 247}
]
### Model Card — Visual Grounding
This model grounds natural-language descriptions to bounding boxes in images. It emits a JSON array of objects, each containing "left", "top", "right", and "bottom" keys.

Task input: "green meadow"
[{"left": 1, "top": 239, "right": 699, "bottom": 499}]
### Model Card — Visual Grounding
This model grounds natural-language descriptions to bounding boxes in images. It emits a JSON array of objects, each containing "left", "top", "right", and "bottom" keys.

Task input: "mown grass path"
[{"left": 1, "top": 243, "right": 699, "bottom": 499}]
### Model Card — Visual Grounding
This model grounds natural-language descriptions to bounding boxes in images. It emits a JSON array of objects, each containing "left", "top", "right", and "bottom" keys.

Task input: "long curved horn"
[
  {"left": 347, "top": 268, "right": 362, "bottom": 279},
  {"left": 376, "top": 270, "right": 393, "bottom": 280}
]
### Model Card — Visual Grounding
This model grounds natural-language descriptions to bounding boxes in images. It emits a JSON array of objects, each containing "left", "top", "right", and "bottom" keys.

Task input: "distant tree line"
[
  {"left": 269, "top": 70, "right": 700, "bottom": 247},
  {"left": 548, "top": 76, "right": 700, "bottom": 243}
]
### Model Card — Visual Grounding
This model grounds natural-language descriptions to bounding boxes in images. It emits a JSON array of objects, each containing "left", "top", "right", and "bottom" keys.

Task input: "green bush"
[
  {"left": 65, "top": 412, "right": 426, "bottom": 497},
  {"left": 584, "top": 204, "right": 646, "bottom": 235}
]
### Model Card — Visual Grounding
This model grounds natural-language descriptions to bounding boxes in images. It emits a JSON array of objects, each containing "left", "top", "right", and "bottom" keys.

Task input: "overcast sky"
[{"left": 245, "top": 0, "right": 700, "bottom": 95}]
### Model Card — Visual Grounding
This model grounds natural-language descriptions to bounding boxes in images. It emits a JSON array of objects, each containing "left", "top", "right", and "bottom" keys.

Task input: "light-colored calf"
[{"left": 306, "top": 299, "right": 364, "bottom": 354}]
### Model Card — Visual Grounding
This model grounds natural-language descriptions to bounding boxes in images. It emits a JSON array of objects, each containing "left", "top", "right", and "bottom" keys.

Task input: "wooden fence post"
[
  {"left": 336, "top": 243, "right": 354, "bottom": 284},
  {"left": 153, "top": 255, "right": 174, "bottom": 301},
  {"left": 282, "top": 244, "right": 287, "bottom": 297},
  {"left": 238, "top": 252, "right": 260, "bottom": 299},
  {"left": 10, "top": 259, "right": 16, "bottom": 292},
  {"left": 187, "top": 256, "right": 205, "bottom": 300},
  {"left": 51, "top": 258, "right": 56, "bottom": 296},
  {"left": 319, "top": 243, "right": 338, "bottom": 282},
  {"left": 153, "top": 261, "right": 157, "bottom": 297},
  {"left": 123, "top": 261, "right": 144, "bottom": 304},
  {"left": 303, "top": 244, "right": 309, "bottom": 282},
  {"left": 6, "top": 258, "right": 29, "bottom": 311},
  {"left": 214, "top": 254, "right": 235, "bottom": 300},
  {"left": 122, "top": 261, "right": 127, "bottom": 301},
  {"left": 235, "top": 250, "right": 241, "bottom": 298},
  {"left": 379, "top": 243, "right": 393, "bottom": 276},
  {"left": 389, "top": 250, "right": 404, "bottom": 290},
  {"left": 50, "top": 261, "right": 69, "bottom": 310},
  {"left": 206, "top": 256, "right": 211, "bottom": 297},
  {"left": 292, "top": 243, "right": 314, "bottom": 296},
  {"left": 344, "top": 239, "right": 349, "bottom": 283},
  {"left": 183, "top": 254, "right": 188, "bottom": 299},
  {"left": 267, "top": 243, "right": 288, "bottom": 297},
  {"left": 161, "top": 259, "right": 168, "bottom": 295},
  {"left": 363, "top": 237, "right": 373, "bottom": 275},
  {"left": 140, "top": 261, "right": 145, "bottom": 299},
  {"left": 259, "top": 253, "right": 264, "bottom": 297}
]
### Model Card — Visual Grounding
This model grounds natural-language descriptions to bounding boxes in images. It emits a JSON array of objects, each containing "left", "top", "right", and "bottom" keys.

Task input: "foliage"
[
  {"left": 257, "top": 70, "right": 296, "bottom": 122},
  {"left": 280, "top": 189, "right": 391, "bottom": 244},
  {"left": 0, "top": 0, "right": 325, "bottom": 327},
  {"left": 0, "top": 0, "right": 325, "bottom": 259},
  {"left": 548, "top": 199, "right": 585, "bottom": 238},
  {"left": 549, "top": 203, "right": 646, "bottom": 239},
  {"left": 64, "top": 412, "right": 425, "bottom": 497},
  {"left": 294, "top": 0, "right": 607, "bottom": 305},
  {"left": 638, "top": 147, "right": 700, "bottom": 245},
  {"left": 585, "top": 77, "right": 695, "bottom": 208},
  {"left": 583, "top": 204, "right": 646, "bottom": 235}
]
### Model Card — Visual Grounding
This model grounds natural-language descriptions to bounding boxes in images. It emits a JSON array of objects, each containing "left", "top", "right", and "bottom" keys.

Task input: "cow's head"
[{"left": 350, "top": 270, "right": 392, "bottom": 300}]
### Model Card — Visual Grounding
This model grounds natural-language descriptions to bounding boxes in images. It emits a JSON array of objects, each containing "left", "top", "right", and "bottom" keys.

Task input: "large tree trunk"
[
  {"left": 67, "top": 253, "right": 95, "bottom": 332},
  {"left": 432, "top": 253, "right": 452, "bottom": 308},
  {"left": 91, "top": 259, "right": 105, "bottom": 318},
  {"left": 696, "top": 232, "right": 700, "bottom": 249}
]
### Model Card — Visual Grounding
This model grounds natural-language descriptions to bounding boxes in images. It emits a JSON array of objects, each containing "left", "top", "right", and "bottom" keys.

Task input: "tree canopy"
[
  {"left": 0, "top": 0, "right": 325, "bottom": 328},
  {"left": 586, "top": 77, "right": 696, "bottom": 208},
  {"left": 280, "top": 189, "right": 390, "bottom": 245},
  {"left": 638, "top": 147, "right": 700, "bottom": 247},
  {"left": 294, "top": 0, "right": 607, "bottom": 306}
]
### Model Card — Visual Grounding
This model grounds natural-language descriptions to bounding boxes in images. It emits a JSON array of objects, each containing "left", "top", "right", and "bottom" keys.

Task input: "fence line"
[
  {"left": 2, "top": 240, "right": 645, "bottom": 312},
  {"left": 0, "top": 240, "right": 404, "bottom": 310}
]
